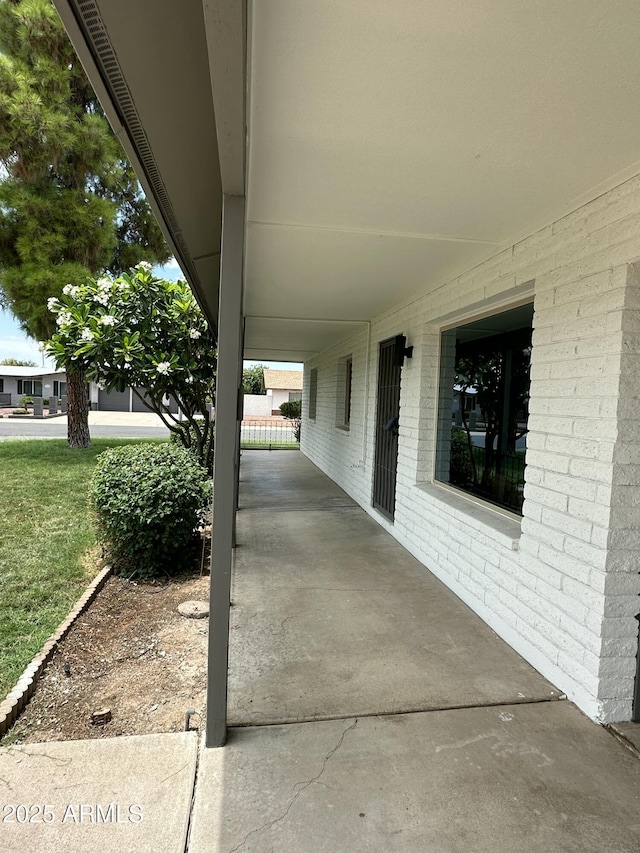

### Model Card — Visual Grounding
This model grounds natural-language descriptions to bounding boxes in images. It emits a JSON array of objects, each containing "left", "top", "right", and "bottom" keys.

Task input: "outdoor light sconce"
[{"left": 394, "top": 334, "right": 414, "bottom": 366}]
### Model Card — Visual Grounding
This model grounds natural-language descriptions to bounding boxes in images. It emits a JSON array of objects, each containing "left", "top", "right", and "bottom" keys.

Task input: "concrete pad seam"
[
  {"left": 238, "top": 505, "right": 360, "bottom": 513},
  {"left": 228, "top": 694, "right": 567, "bottom": 730},
  {"left": 605, "top": 725, "right": 640, "bottom": 761},
  {"left": 183, "top": 732, "right": 204, "bottom": 853}
]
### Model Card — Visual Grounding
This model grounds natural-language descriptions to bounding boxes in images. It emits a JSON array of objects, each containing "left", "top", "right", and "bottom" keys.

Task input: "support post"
[{"left": 206, "top": 194, "right": 245, "bottom": 747}]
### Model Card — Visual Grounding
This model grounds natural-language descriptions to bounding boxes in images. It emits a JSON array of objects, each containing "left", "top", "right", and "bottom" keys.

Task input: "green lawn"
[{"left": 0, "top": 438, "right": 165, "bottom": 698}]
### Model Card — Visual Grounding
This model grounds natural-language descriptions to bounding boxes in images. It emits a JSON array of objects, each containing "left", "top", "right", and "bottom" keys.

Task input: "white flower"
[
  {"left": 137, "top": 260, "right": 152, "bottom": 272},
  {"left": 99, "top": 315, "right": 117, "bottom": 326},
  {"left": 56, "top": 311, "right": 73, "bottom": 327},
  {"left": 97, "top": 277, "right": 111, "bottom": 290},
  {"left": 185, "top": 376, "right": 194, "bottom": 384},
  {"left": 93, "top": 291, "right": 110, "bottom": 306},
  {"left": 97, "top": 381, "right": 106, "bottom": 390},
  {"left": 189, "top": 329, "right": 201, "bottom": 340},
  {"left": 81, "top": 328, "right": 94, "bottom": 341},
  {"left": 156, "top": 361, "right": 171, "bottom": 375},
  {"left": 47, "top": 297, "right": 59, "bottom": 311},
  {"left": 63, "top": 284, "right": 80, "bottom": 297}
]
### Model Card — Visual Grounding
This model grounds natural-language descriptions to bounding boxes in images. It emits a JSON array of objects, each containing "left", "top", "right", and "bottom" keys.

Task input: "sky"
[{"left": 0, "top": 260, "right": 302, "bottom": 371}]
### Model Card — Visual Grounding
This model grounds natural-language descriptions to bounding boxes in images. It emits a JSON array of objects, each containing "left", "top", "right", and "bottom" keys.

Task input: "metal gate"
[{"left": 372, "top": 335, "right": 405, "bottom": 521}]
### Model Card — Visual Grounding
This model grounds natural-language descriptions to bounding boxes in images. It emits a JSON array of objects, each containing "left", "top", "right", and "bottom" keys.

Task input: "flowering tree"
[{"left": 46, "top": 263, "right": 217, "bottom": 469}]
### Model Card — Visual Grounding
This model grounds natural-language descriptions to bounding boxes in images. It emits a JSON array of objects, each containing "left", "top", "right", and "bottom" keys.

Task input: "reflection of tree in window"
[{"left": 439, "top": 304, "right": 533, "bottom": 514}]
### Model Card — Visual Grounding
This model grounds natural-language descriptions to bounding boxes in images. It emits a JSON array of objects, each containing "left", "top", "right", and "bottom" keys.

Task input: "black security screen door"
[{"left": 373, "top": 336, "right": 403, "bottom": 520}]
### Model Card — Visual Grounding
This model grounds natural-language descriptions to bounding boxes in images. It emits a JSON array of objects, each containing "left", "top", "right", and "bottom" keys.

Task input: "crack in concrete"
[
  {"left": 226, "top": 718, "right": 358, "bottom": 853},
  {"left": 6, "top": 746, "right": 72, "bottom": 768}
]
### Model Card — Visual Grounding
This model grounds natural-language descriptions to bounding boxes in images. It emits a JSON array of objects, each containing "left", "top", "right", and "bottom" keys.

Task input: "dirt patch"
[{"left": 4, "top": 572, "right": 210, "bottom": 744}]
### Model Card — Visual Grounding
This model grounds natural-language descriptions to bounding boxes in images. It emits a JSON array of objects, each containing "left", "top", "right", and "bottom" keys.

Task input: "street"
[{"left": 0, "top": 411, "right": 170, "bottom": 440}]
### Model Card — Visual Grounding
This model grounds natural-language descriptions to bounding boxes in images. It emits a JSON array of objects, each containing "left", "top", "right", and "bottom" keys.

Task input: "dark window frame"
[
  {"left": 335, "top": 355, "right": 353, "bottom": 430},
  {"left": 308, "top": 368, "right": 318, "bottom": 420},
  {"left": 344, "top": 357, "right": 353, "bottom": 426}
]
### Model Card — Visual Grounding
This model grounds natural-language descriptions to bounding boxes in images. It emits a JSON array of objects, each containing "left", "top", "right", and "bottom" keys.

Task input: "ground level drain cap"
[{"left": 178, "top": 600, "right": 209, "bottom": 619}]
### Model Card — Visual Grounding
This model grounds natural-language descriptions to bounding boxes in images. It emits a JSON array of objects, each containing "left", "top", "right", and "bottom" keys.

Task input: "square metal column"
[{"left": 206, "top": 194, "right": 245, "bottom": 747}]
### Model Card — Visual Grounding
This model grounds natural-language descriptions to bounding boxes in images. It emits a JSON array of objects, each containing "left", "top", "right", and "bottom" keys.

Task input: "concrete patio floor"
[
  {"left": 227, "top": 452, "right": 560, "bottom": 726},
  {"left": 191, "top": 451, "right": 640, "bottom": 851},
  {"left": 2, "top": 450, "right": 639, "bottom": 852}
]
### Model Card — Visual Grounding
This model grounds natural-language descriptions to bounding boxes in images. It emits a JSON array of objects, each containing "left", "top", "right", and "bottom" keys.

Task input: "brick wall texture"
[{"left": 301, "top": 173, "right": 640, "bottom": 723}]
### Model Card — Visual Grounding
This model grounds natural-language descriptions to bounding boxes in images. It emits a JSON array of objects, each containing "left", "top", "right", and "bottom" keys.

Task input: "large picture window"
[{"left": 435, "top": 303, "right": 533, "bottom": 514}]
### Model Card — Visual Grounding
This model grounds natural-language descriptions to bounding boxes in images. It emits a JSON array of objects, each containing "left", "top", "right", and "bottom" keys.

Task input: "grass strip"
[{"left": 0, "top": 438, "right": 164, "bottom": 697}]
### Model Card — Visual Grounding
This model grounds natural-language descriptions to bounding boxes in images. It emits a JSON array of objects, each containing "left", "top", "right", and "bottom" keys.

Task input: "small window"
[
  {"left": 34, "top": 381, "right": 42, "bottom": 397},
  {"left": 344, "top": 358, "right": 353, "bottom": 426},
  {"left": 308, "top": 368, "right": 318, "bottom": 420},
  {"left": 18, "top": 379, "right": 33, "bottom": 395},
  {"left": 53, "top": 381, "right": 58, "bottom": 396},
  {"left": 336, "top": 356, "right": 352, "bottom": 429},
  {"left": 0, "top": 378, "right": 3, "bottom": 392},
  {"left": 435, "top": 303, "right": 533, "bottom": 514},
  {"left": 288, "top": 391, "right": 302, "bottom": 402}
]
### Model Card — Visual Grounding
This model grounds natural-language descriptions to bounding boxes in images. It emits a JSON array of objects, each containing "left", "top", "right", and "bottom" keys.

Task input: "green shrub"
[
  {"left": 90, "top": 443, "right": 211, "bottom": 579},
  {"left": 279, "top": 400, "right": 302, "bottom": 442},
  {"left": 19, "top": 395, "right": 33, "bottom": 409},
  {"left": 449, "top": 427, "right": 474, "bottom": 486}
]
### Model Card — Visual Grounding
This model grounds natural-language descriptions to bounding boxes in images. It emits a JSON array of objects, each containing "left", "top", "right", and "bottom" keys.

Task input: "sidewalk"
[{"left": 1, "top": 451, "right": 639, "bottom": 852}]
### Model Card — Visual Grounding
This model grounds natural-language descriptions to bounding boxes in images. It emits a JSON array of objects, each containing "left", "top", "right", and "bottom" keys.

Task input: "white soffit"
[
  {"left": 245, "top": 0, "right": 640, "bottom": 337},
  {"left": 244, "top": 316, "right": 366, "bottom": 362}
]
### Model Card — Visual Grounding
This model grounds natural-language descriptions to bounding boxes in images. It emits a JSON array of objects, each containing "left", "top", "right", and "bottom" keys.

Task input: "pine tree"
[{"left": 0, "top": 0, "right": 169, "bottom": 446}]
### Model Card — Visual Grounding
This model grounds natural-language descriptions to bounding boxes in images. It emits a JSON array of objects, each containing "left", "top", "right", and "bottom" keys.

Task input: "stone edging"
[
  {"left": 7, "top": 413, "right": 66, "bottom": 419},
  {"left": 0, "top": 564, "right": 113, "bottom": 739}
]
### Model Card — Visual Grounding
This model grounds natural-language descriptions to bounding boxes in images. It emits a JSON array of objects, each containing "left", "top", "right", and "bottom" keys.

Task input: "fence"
[
  {"left": 240, "top": 417, "right": 299, "bottom": 450},
  {"left": 470, "top": 445, "right": 526, "bottom": 513}
]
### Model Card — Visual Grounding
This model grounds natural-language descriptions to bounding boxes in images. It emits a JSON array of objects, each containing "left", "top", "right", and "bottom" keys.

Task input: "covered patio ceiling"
[{"left": 55, "top": 0, "right": 640, "bottom": 362}]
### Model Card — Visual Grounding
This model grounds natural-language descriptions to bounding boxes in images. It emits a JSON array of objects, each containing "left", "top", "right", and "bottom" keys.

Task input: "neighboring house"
[
  {"left": 0, "top": 366, "right": 176, "bottom": 414},
  {"left": 0, "top": 366, "right": 67, "bottom": 407},
  {"left": 56, "top": 3, "right": 640, "bottom": 743},
  {"left": 261, "top": 369, "right": 303, "bottom": 415}
]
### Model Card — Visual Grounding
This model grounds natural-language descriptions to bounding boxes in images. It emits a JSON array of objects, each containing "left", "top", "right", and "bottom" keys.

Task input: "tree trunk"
[{"left": 66, "top": 369, "right": 91, "bottom": 448}]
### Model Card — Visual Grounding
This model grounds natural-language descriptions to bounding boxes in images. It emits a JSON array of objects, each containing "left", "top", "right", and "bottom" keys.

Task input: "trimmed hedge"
[{"left": 90, "top": 443, "right": 211, "bottom": 578}]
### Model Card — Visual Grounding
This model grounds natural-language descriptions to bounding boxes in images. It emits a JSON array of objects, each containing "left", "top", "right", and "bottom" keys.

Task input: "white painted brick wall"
[{"left": 301, "top": 173, "right": 640, "bottom": 723}]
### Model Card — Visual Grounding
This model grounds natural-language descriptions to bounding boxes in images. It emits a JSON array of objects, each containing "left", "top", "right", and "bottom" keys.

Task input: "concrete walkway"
[
  {"left": 2, "top": 450, "right": 639, "bottom": 852},
  {"left": 189, "top": 451, "right": 640, "bottom": 852}
]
